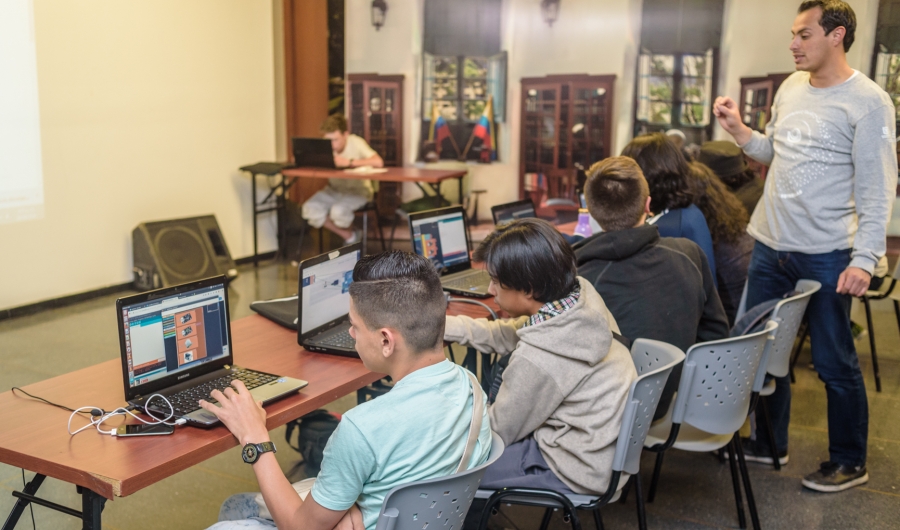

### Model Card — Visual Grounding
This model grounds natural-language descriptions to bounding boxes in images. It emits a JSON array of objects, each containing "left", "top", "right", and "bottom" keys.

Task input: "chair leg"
[
  {"left": 318, "top": 227, "right": 324, "bottom": 254},
  {"left": 539, "top": 507, "right": 554, "bottom": 530},
  {"left": 862, "top": 297, "right": 882, "bottom": 392},
  {"left": 362, "top": 209, "right": 368, "bottom": 252},
  {"left": 727, "top": 436, "right": 747, "bottom": 529},
  {"left": 634, "top": 471, "right": 648, "bottom": 530},
  {"left": 647, "top": 451, "right": 665, "bottom": 503},
  {"left": 759, "top": 397, "right": 781, "bottom": 470},
  {"left": 734, "top": 433, "right": 762, "bottom": 530},
  {"left": 591, "top": 508, "right": 604, "bottom": 530},
  {"left": 788, "top": 321, "right": 809, "bottom": 383},
  {"left": 389, "top": 213, "right": 399, "bottom": 250},
  {"left": 619, "top": 474, "right": 631, "bottom": 503},
  {"left": 373, "top": 209, "right": 386, "bottom": 251}
]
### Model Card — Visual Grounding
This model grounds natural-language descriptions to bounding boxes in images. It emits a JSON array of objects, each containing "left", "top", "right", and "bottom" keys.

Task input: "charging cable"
[
  {"left": 447, "top": 295, "right": 499, "bottom": 321},
  {"left": 67, "top": 394, "right": 187, "bottom": 436}
]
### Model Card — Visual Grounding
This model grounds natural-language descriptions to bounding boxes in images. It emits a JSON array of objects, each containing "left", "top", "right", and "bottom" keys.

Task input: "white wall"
[
  {"left": 717, "top": 0, "right": 880, "bottom": 139},
  {"left": 345, "top": 0, "right": 642, "bottom": 218},
  {"left": 0, "top": 0, "right": 278, "bottom": 310}
]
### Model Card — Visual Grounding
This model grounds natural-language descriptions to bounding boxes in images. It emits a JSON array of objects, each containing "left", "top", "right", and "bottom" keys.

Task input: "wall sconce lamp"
[
  {"left": 372, "top": 0, "right": 388, "bottom": 31},
  {"left": 540, "top": 0, "right": 560, "bottom": 27}
]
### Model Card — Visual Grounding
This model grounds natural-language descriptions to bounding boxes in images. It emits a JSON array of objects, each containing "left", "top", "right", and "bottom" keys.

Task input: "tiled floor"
[{"left": 1, "top": 253, "right": 898, "bottom": 529}]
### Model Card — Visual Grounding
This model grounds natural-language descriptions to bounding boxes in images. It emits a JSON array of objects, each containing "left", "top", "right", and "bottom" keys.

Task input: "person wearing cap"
[{"left": 698, "top": 141, "right": 764, "bottom": 216}]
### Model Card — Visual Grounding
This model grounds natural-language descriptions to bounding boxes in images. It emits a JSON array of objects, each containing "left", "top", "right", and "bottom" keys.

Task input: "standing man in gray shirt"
[{"left": 714, "top": 0, "right": 896, "bottom": 492}]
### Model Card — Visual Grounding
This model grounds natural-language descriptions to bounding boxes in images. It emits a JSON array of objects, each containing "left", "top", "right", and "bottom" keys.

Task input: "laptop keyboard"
[
  {"left": 316, "top": 328, "right": 356, "bottom": 349},
  {"left": 444, "top": 274, "right": 489, "bottom": 292},
  {"left": 148, "top": 368, "right": 279, "bottom": 417}
]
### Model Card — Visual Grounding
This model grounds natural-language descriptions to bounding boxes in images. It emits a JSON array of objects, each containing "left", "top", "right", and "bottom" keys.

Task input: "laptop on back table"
[
  {"left": 491, "top": 199, "right": 536, "bottom": 225},
  {"left": 117, "top": 276, "right": 308, "bottom": 428},
  {"left": 408, "top": 206, "right": 491, "bottom": 298},
  {"left": 297, "top": 243, "right": 362, "bottom": 357}
]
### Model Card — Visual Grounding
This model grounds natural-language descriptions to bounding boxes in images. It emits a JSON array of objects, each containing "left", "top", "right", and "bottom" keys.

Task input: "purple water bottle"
[{"left": 574, "top": 208, "right": 593, "bottom": 238}]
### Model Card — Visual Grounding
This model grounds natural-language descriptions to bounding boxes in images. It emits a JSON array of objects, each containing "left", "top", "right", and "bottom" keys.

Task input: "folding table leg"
[
  {"left": 2, "top": 473, "right": 45, "bottom": 530},
  {"left": 78, "top": 486, "right": 106, "bottom": 530}
]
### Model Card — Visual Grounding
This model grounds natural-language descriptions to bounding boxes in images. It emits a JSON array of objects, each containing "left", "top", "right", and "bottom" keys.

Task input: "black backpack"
[
  {"left": 730, "top": 290, "right": 799, "bottom": 337},
  {"left": 284, "top": 409, "right": 341, "bottom": 476}
]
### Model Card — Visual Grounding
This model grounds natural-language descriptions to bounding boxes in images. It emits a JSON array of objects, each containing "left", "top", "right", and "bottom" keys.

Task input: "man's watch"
[{"left": 242, "top": 441, "right": 277, "bottom": 464}]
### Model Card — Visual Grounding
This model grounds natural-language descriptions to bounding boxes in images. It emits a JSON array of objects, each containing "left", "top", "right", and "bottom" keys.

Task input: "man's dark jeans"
[{"left": 746, "top": 242, "right": 868, "bottom": 467}]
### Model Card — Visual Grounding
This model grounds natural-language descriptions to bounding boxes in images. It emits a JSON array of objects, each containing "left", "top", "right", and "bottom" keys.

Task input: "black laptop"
[
  {"left": 297, "top": 244, "right": 362, "bottom": 357},
  {"left": 408, "top": 206, "right": 491, "bottom": 298},
  {"left": 116, "top": 276, "right": 308, "bottom": 428},
  {"left": 491, "top": 199, "right": 537, "bottom": 225},
  {"left": 292, "top": 137, "right": 336, "bottom": 169}
]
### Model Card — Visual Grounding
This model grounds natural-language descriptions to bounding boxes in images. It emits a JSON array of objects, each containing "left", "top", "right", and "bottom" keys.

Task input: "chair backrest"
[
  {"left": 766, "top": 279, "right": 821, "bottom": 378},
  {"left": 614, "top": 339, "right": 685, "bottom": 475},
  {"left": 671, "top": 320, "right": 778, "bottom": 436},
  {"left": 374, "top": 432, "right": 505, "bottom": 530}
]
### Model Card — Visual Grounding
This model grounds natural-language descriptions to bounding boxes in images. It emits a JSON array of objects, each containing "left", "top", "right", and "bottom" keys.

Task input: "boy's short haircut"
[
  {"left": 320, "top": 114, "right": 349, "bottom": 134},
  {"left": 584, "top": 157, "right": 650, "bottom": 232},
  {"left": 474, "top": 218, "right": 576, "bottom": 303},
  {"left": 348, "top": 251, "right": 447, "bottom": 353}
]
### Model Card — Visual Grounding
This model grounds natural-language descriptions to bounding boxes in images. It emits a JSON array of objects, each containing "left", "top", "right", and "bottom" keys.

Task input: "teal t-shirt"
[{"left": 310, "top": 360, "right": 491, "bottom": 530}]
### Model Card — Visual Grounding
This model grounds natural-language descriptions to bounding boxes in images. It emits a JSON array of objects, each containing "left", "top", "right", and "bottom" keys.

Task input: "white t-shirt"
[{"left": 328, "top": 134, "right": 377, "bottom": 197}]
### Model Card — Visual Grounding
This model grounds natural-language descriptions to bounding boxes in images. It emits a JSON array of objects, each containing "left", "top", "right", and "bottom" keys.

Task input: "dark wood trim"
[
  {"left": 283, "top": 0, "right": 329, "bottom": 205},
  {"left": 347, "top": 73, "right": 405, "bottom": 83}
]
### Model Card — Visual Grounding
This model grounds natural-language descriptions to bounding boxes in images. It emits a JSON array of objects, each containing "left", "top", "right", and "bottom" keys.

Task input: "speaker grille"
[{"left": 153, "top": 226, "right": 211, "bottom": 280}]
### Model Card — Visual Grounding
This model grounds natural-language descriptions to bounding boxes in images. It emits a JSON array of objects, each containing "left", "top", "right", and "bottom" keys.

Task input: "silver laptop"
[
  {"left": 297, "top": 244, "right": 361, "bottom": 357},
  {"left": 491, "top": 199, "right": 536, "bottom": 225},
  {"left": 116, "top": 276, "right": 308, "bottom": 428},
  {"left": 408, "top": 206, "right": 491, "bottom": 298}
]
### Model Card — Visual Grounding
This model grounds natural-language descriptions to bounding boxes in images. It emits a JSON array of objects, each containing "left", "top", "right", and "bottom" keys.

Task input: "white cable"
[{"left": 67, "top": 394, "right": 183, "bottom": 436}]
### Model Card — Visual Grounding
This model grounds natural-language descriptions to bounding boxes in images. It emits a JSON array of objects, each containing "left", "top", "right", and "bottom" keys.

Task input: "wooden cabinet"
[
  {"left": 519, "top": 75, "right": 615, "bottom": 207},
  {"left": 346, "top": 74, "right": 404, "bottom": 215},
  {"left": 738, "top": 73, "right": 790, "bottom": 178}
]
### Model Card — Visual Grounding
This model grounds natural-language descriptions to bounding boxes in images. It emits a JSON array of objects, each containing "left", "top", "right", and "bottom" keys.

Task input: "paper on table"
[{"left": 343, "top": 166, "right": 388, "bottom": 174}]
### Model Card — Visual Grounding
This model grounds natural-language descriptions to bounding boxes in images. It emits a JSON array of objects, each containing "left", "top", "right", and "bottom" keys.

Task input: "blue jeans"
[{"left": 746, "top": 242, "right": 868, "bottom": 466}]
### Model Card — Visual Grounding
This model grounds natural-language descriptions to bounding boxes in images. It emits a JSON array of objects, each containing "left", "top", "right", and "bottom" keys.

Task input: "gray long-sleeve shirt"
[{"left": 741, "top": 70, "right": 898, "bottom": 274}]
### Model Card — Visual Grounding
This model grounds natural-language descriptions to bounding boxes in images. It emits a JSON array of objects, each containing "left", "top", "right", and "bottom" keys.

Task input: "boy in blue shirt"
[{"left": 202, "top": 251, "right": 491, "bottom": 530}]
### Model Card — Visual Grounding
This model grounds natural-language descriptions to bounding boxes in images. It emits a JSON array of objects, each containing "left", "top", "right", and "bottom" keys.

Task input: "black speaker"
[{"left": 132, "top": 215, "right": 238, "bottom": 290}]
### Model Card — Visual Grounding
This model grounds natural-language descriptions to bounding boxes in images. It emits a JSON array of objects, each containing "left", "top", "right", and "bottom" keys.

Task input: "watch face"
[{"left": 242, "top": 444, "right": 259, "bottom": 463}]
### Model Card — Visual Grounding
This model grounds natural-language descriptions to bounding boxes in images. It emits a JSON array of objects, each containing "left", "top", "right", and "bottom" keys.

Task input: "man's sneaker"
[
  {"left": 802, "top": 462, "right": 868, "bottom": 492},
  {"left": 722, "top": 438, "right": 789, "bottom": 465},
  {"left": 344, "top": 230, "right": 361, "bottom": 245}
]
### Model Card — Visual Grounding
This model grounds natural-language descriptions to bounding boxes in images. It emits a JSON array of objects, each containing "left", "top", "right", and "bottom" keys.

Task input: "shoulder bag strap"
[{"left": 455, "top": 372, "right": 485, "bottom": 473}]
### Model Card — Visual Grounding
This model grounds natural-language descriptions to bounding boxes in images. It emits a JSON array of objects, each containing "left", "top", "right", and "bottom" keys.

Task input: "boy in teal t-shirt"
[{"left": 202, "top": 251, "right": 490, "bottom": 530}]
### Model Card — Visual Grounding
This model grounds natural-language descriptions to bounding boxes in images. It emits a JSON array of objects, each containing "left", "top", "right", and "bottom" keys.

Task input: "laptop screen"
[
  {"left": 410, "top": 209, "right": 470, "bottom": 273},
  {"left": 492, "top": 200, "right": 536, "bottom": 224},
  {"left": 121, "top": 283, "right": 230, "bottom": 390},
  {"left": 300, "top": 248, "right": 360, "bottom": 335}
]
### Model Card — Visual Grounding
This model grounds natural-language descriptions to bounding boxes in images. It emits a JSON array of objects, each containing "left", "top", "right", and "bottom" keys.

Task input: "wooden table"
[
  {"left": 245, "top": 166, "right": 469, "bottom": 266},
  {"left": 0, "top": 299, "right": 499, "bottom": 530},
  {"left": 281, "top": 167, "right": 469, "bottom": 206},
  {"left": 0, "top": 316, "right": 382, "bottom": 529}
]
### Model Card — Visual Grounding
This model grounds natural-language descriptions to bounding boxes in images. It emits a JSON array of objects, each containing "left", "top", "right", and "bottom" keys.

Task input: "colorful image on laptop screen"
[
  {"left": 121, "top": 284, "right": 229, "bottom": 389},
  {"left": 410, "top": 211, "right": 469, "bottom": 273}
]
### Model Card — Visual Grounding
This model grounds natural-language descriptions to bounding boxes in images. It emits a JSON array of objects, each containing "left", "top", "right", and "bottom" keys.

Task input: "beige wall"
[{"left": 0, "top": 0, "right": 278, "bottom": 310}]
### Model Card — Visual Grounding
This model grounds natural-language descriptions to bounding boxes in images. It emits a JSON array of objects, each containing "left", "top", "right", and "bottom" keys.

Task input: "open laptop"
[
  {"left": 116, "top": 276, "right": 308, "bottom": 428},
  {"left": 491, "top": 199, "right": 536, "bottom": 225},
  {"left": 291, "top": 137, "right": 336, "bottom": 169},
  {"left": 408, "top": 206, "right": 491, "bottom": 298},
  {"left": 297, "top": 243, "right": 361, "bottom": 357}
]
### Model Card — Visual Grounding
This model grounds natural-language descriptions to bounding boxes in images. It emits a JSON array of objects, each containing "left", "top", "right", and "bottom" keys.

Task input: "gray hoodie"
[{"left": 444, "top": 277, "right": 636, "bottom": 494}]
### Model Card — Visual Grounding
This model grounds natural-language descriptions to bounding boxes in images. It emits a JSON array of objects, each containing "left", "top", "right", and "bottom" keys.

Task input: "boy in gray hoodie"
[{"left": 444, "top": 219, "right": 637, "bottom": 495}]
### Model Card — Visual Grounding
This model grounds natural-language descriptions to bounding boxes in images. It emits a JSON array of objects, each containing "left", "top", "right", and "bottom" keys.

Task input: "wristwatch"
[{"left": 242, "top": 441, "right": 277, "bottom": 464}]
